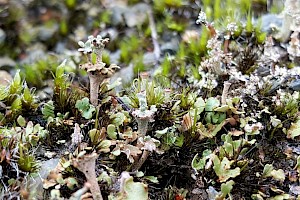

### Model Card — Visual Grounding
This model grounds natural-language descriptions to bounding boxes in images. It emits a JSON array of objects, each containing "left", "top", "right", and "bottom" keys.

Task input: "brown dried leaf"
[
  {"left": 182, "top": 114, "right": 193, "bottom": 132},
  {"left": 229, "top": 130, "right": 244, "bottom": 136}
]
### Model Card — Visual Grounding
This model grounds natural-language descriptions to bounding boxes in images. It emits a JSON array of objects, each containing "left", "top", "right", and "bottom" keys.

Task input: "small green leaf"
[
  {"left": 25, "top": 121, "right": 34, "bottom": 136},
  {"left": 11, "top": 97, "right": 22, "bottom": 114},
  {"left": 211, "top": 120, "right": 226, "bottom": 136},
  {"left": 98, "top": 171, "right": 112, "bottom": 186},
  {"left": 107, "top": 124, "right": 117, "bottom": 139},
  {"left": 212, "top": 155, "right": 240, "bottom": 182},
  {"left": 62, "top": 161, "right": 71, "bottom": 168},
  {"left": 214, "top": 105, "right": 244, "bottom": 114},
  {"left": 111, "top": 112, "right": 126, "bottom": 127},
  {"left": 270, "top": 169, "right": 285, "bottom": 182},
  {"left": 107, "top": 78, "right": 122, "bottom": 91},
  {"left": 224, "top": 142, "right": 234, "bottom": 158},
  {"left": 262, "top": 164, "right": 274, "bottom": 178},
  {"left": 75, "top": 97, "right": 95, "bottom": 119},
  {"left": 136, "top": 171, "right": 144, "bottom": 177},
  {"left": 17, "top": 115, "right": 26, "bottom": 127},
  {"left": 42, "top": 101, "right": 55, "bottom": 119},
  {"left": 154, "top": 127, "right": 169, "bottom": 138},
  {"left": 192, "top": 149, "right": 212, "bottom": 171},
  {"left": 194, "top": 97, "right": 205, "bottom": 114},
  {"left": 9, "top": 70, "right": 22, "bottom": 95},
  {"left": 287, "top": 118, "right": 300, "bottom": 139},
  {"left": 191, "top": 153, "right": 203, "bottom": 171},
  {"left": 144, "top": 176, "right": 159, "bottom": 183},
  {"left": 97, "top": 140, "right": 111, "bottom": 153},
  {"left": 22, "top": 83, "right": 36, "bottom": 109},
  {"left": 8, "top": 179, "right": 16, "bottom": 185},
  {"left": 111, "top": 148, "right": 121, "bottom": 156},
  {"left": 174, "top": 134, "right": 184, "bottom": 147},
  {"left": 220, "top": 180, "right": 234, "bottom": 197},
  {"left": 89, "top": 128, "right": 104, "bottom": 145},
  {"left": 205, "top": 97, "right": 220, "bottom": 112},
  {"left": 0, "top": 85, "right": 8, "bottom": 101},
  {"left": 66, "top": 177, "right": 78, "bottom": 190},
  {"left": 122, "top": 176, "right": 148, "bottom": 200}
]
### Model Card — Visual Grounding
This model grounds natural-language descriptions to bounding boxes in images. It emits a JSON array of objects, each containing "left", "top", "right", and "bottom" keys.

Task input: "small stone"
[
  {"left": 0, "top": 56, "right": 16, "bottom": 69},
  {"left": 123, "top": 3, "right": 150, "bottom": 27},
  {"left": 143, "top": 52, "right": 157, "bottom": 66},
  {"left": 289, "top": 79, "right": 300, "bottom": 91},
  {"left": 0, "top": 70, "right": 12, "bottom": 87},
  {"left": 0, "top": 28, "right": 5, "bottom": 44},
  {"left": 110, "top": 6, "right": 127, "bottom": 25},
  {"left": 37, "top": 23, "right": 59, "bottom": 41},
  {"left": 255, "top": 66, "right": 270, "bottom": 77},
  {"left": 259, "top": 14, "right": 282, "bottom": 33},
  {"left": 20, "top": 43, "right": 47, "bottom": 64},
  {"left": 161, "top": 38, "right": 180, "bottom": 55}
]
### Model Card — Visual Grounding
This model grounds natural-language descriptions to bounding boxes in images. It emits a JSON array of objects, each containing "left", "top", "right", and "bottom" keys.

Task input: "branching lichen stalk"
[
  {"left": 78, "top": 35, "right": 119, "bottom": 106},
  {"left": 132, "top": 150, "right": 150, "bottom": 172},
  {"left": 221, "top": 81, "right": 231, "bottom": 105},
  {"left": 88, "top": 72, "right": 104, "bottom": 106},
  {"left": 73, "top": 153, "right": 103, "bottom": 200}
]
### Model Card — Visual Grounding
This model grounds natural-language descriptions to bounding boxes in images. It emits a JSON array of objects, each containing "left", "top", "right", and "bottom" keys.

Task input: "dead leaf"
[{"left": 229, "top": 130, "right": 244, "bottom": 136}]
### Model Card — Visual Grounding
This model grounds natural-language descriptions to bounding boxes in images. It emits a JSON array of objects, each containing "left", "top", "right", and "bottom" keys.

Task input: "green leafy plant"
[
  {"left": 192, "top": 149, "right": 212, "bottom": 171},
  {"left": 18, "top": 143, "right": 39, "bottom": 172},
  {"left": 212, "top": 154, "right": 241, "bottom": 182},
  {"left": 207, "top": 180, "right": 235, "bottom": 200},
  {"left": 261, "top": 164, "right": 285, "bottom": 182},
  {"left": 109, "top": 172, "right": 148, "bottom": 200},
  {"left": 42, "top": 100, "right": 55, "bottom": 120},
  {"left": 0, "top": 70, "right": 38, "bottom": 124},
  {"left": 155, "top": 126, "right": 184, "bottom": 150},
  {"left": 286, "top": 117, "right": 300, "bottom": 139},
  {"left": 53, "top": 60, "right": 72, "bottom": 112},
  {"left": 75, "top": 97, "right": 95, "bottom": 119}
]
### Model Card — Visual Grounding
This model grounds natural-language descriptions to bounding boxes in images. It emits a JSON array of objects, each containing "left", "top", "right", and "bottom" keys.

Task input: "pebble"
[
  {"left": 289, "top": 79, "right": 300, "bottom": 91},
  {"left": 0, "top": 56, "right": 16, "bottom": 70},
  {"left": 0, "top": 70, "right": 12, "bottom": 87},
  {"left": 124, "top": 3, "right": 150, "bottom": 27},
  {"left": 0, "top": 28, "right": 5, "bottom": 44}
]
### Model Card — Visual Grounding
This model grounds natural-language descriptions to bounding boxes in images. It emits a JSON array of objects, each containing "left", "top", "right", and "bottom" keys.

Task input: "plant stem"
[
  {"left": 88, "top": 72, "right": 103, "bottom": 106},
  {"left": 147, "top": 10, "right": 160, "bottom": 63}
]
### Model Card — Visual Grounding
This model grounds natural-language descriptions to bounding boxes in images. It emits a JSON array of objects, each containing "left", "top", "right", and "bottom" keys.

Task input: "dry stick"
[
  {"left": 73, "top": 153, "right": 103, "bottom": 200},
  {"left": 147, "top": 10, "right": 161, "bottom": 63}
]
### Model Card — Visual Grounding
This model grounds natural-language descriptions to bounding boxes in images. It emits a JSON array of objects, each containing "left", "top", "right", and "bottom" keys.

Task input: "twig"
[{"left": 147, "top": 10, "right": 161, "bottom": 64}]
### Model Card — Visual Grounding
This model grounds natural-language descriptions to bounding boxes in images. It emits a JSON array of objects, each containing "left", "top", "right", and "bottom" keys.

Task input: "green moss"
[{"left": 120, "top": 35, "right": 142, "bottom": 64}]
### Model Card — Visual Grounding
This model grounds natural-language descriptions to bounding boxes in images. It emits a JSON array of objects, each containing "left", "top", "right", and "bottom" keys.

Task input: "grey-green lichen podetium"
[{"left": 78, "top": 35, "right": 120, "bottom": 106}]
